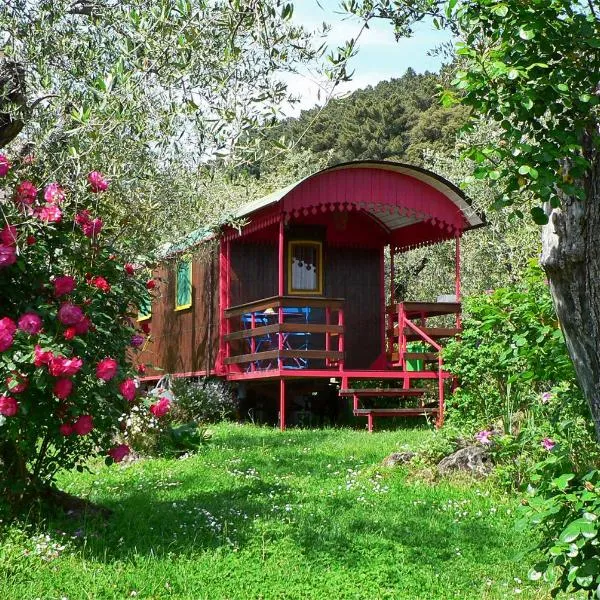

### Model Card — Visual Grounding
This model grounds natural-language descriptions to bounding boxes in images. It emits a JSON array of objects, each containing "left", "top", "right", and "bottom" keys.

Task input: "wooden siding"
[
  {"left": 230, "top": 242, "right": 277, "bottom": 306},
  {"left": 325, "top": 247, "right": 381, "bottom": 369},
  {"left": 137, "top": 249, "right": 219, "bottom": 376}
]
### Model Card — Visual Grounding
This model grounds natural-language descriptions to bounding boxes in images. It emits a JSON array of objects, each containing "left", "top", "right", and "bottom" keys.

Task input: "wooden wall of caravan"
[
  {"left": 137, "top": 247, "right": 219, "bottom": 376},
  {"left": 228, "top": 239, "right": 382, "bottom": 370}
]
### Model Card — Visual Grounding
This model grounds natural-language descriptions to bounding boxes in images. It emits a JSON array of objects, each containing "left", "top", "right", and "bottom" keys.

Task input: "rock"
[
  {"left": 382, "top": 451, "right": 416, "bottom": 467},
  {"left": 437, "top": 446, "right": 492, "bottom": 477}
]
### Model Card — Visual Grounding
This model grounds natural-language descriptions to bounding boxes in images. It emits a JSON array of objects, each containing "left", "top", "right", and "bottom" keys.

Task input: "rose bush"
[{"left": 0, "top": 157, "right": 159, "bottom": 511}]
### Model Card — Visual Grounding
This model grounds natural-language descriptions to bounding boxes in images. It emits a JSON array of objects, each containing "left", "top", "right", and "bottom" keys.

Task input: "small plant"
[
  {"left": 519, "top": 448, "right": 600, "bottom": 598},
  {"left": 170, "top": 377, "right": 237, "bottom": 424}
]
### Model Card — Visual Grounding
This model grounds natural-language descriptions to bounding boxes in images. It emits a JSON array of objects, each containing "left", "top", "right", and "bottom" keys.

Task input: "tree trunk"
[{"left": 541, "top": 151, "right": 600, "bottom": 440}]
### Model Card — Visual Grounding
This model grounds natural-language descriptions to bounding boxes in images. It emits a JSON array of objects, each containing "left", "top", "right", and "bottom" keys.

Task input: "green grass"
[{"left": 1, "top": 424, "right": 551, "bottom": 599}]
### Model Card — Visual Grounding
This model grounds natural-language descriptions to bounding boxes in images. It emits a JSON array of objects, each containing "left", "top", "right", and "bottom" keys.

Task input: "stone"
[
  {"left": 437, "top": 445, "right": 492, "bottom": 477},
  {"left": 382, "top": 451, "right": 416, "bottom": 467}
]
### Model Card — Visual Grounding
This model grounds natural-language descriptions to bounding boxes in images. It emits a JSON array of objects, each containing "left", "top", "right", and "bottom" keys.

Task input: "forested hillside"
[{"left": 269, "top": 68, "right": 469, "bottom": 167}]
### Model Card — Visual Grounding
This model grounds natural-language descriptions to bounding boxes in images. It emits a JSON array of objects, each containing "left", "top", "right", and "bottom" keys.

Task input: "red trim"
[
  {"left": 216, "top": 239, "right": 226, "bottom": 374},
  {"left": 280, "top": 378, "right": 286, "bottom": 431},
  {"left": 139, "top": 369, "right": 215, "bottom": 382},
  {"left": 224, "top": 368, "right": 453, "bottom": 381},
  {"left": 380, "top": 246, "right": 386, "bottom": 357}
]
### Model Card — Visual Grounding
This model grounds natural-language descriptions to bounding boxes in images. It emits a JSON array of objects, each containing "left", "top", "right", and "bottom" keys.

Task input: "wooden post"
[
  {"left": 325, "top": 306, "right": 331, "bottom": 367},
  {"left": 250, "top": 312, "right": 256, "bottom": 372},
  {"left": 217, "top": 237, "right": 226, "bottom": 374},
  {"left": 225, "top": 239, "right": 231, "bottom": 364},
  {"left": 455, "top": 234, "right": 462, "bottom": 330},
  {"left": 338, "top": 306, "right": 345, "bottom": 372},
  {"left": 278, "top": 217, "right": 284, "bottom": 370},
  {"left": 280, "top": 378, "right": 286, "bottom": 431},
  {"left": 381, "top": 245, "right": 387, "bottom": 359}
]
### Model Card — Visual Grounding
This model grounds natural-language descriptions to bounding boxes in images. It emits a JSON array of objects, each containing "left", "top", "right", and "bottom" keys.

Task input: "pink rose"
[
  {"left": 75, "top": 210, "right": 91, "bottom": 226},
  {"left": 0, "top": 154, "right": 10, "bottom": 177},
  {"left": 0, "top": 317, "right": 16, "bottom": 352},
  {"left": 119, "top": 379, "right": 137, "bottom": 402},
  {"left": 53, "top": 275, "right": 76, "bottom": 297},
  {"left": 130, "top": 334, "right": 144, "bottom": 348},
  {"left": 34, "top": 344, "right": 54, "bottom": 367},
  {"left": 53, "top": 378, "right": 74, "bottom": 400},
  {"left": 43, "top": 183, "right": 65, "bottom": 204},
  {"left": 37, "top": 204, "right": 62, "bottom": 223},
  {"left": 15, "top": 181, "right": 37, "bottom": 205},
  {"left": 96, "top": 357, "right": 118, "bottom": 381},
  {"left": 90, "top": 276, "right": 110, "bottom": 292},
  {"left": 48, "top": 355, "right": 83, "bottom": 377},
  {"left": 59, "top": 423, "right": 74, "bottom": 436},
  {"left": 73, "top": 415, "right": 93, "bottom": 436},
  {"left": 0, "top": 244, "right": 17, "bottom": 268},
  {"left": 0, "top": 225, "right": 17, "bottom": 246},
  {"left": 108, "top": 444, "right": 130, "bottom": 463},
  {"left": 150, "top": 397, "right": 171, "bottom": 418},
  {"left": 0, "top": 395, "right": 18, "bottom": 416},
  {"left": 87, "top": 171, "right": 108, "bottom": 193},
  {"left": 73, "top": 316, "right": 91, "bottom": 335},
  {"left": 6, "top": 374, "right": 28, "bottom": 394},
  {"left": 0, "top": 317, "right": 16, "bottom": 336},
  {"left": 63, "top": 327, "right": 76, "bottom": 340},
  {"left": 18, "top": 312, "right": 43, "bottom": 335},
  {"left": 82, "top": 218, "right": 103, "bottom": 238},
  {"left": 58, "top": 303, "right": 84, "bottom": 326}
]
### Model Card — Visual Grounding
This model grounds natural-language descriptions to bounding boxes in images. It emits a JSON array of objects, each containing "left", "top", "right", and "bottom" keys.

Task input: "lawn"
[{"left": 1, "top": 424, "right": 550, "bottom": 600}]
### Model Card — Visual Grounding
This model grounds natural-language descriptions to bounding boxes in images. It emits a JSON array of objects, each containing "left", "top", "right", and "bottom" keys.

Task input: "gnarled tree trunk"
[{"left": 541, "top": 148, "right": 600, "bottom": 439}]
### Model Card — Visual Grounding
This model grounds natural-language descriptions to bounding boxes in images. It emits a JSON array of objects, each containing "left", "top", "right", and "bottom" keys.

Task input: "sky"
[{"left": 282, "top": 0, "right": 453, "bottom": 115}]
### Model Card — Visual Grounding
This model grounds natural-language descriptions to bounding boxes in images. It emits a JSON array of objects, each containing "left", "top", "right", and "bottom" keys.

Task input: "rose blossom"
[
  {"left": 541, "top": 438, "right": 556, "bottom": 451},
  {"left": 53, "top": 378, "right": 74, "bottom": 400},
  {"left": 75, "top": 210, "right": 91, "bottom": 226},
  {"left": 0, "top": 317, "right": 16, "bottom": 352},
  {"left": 124, "top": 263, "right": 135, "bottom": 276},
  {"left": 146, "top": 279, "right": 156, "bottom": 290},
  {"left": 58, "top": 303, "right": 84, "bottom": 326},
  {"left": 130, "top": 334, "right": 144, "bottom": 348},
  {"left": 18, "top": 312, "right": 43, "bottom": 335},
  {"left": 63, "top": 327, "right": 76, "bottom": 340},
  {"left": 137, "top": 364, "right": 146, "bottom": 375},
  {"left": 0, "top": 395, "right": 18, "bottom": 416},
  {"left": 26, "top": 235, "right": 36, "bottom": 245},
  {"left": 141, "top": 321, "right": 150, "bottom": 335},
  {"left": 48, "top": 355, "right": 83, "bottom": 377},
  {"left": 87, "top": 171, "right": 108, "bottom": 193},
  {"left": 0, "top": 154, "right": 10, "bottom": 177},
  {"left": 82, "top": 218, "right": 103, "bottom": 238},
  {"left": 37, "top": 204, "right": 62, "bottom": 223},
  {"left": 15, "top": 181, "right": 37, "bottom": 205},
  {"left": 73, "top": 415, "right": 94, "bottom": 436},
  {"left": 475, "top": 430, "right": 493, "bottom": 445},
  {"left": 0, "top": 244, "right": 17, "bottom": 268},
  {"left": 43, "top": 183, "right": 65, "bottom": 204},
  {"left": 0, "top": 225, "right": 17, "bottom": 246},
  {"left": 108, "top": 444, "right": 130, "bottom": 463},
  {"left": 7, "top": 374, "right": 28, "bottom": 394},
  {"left": 90, "top": 276, "right": 110, "bottom": 292},
  {"left": 53, "top": 275, "right": 76, "bottom": 297},
  {"left": 96, "top": 357, "right": 118, "bottom": 381},
  {"left": 59, "top": 423, "right": 73, "bottom": 436},
  {"left": 74, "top": 316, "right": 91, "bottom": 335},
  {"left": 150, "top": 397, "right": 171, "bottom": 418},
  {"left": 119, "top": 378, "right": 137, "bottom": 402},
  {"left": 34, "top": 345, "right": 54, "bottom": 367}
]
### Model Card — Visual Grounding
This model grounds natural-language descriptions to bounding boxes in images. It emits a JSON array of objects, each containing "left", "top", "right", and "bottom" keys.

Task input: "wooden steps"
[
  {"left": 354, "top": 408, "right": 438, "bottom": 417},
  {"left": 339, "top": 387, "right": 426, "bottom": 397}
]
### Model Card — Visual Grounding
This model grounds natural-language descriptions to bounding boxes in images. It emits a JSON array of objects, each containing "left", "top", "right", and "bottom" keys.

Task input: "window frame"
[
  {"left": 287, "top": 240, "right": 323, "bottom": 296},
  {"left": 174, "top": 260, "right": 193, "bottom": 311}
]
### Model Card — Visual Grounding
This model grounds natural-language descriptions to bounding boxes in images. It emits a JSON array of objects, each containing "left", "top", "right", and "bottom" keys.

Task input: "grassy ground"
[{"left": 1, "top": 424, "right": 551, "bottom": 600}]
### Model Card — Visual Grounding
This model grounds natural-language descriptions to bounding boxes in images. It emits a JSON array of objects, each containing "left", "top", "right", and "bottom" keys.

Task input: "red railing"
[
  {"left": 386, "top": 301, "right": 461, "bottom": 426},
  {"left": 223, "top": 296, "right": 345, "bottom": 373}
]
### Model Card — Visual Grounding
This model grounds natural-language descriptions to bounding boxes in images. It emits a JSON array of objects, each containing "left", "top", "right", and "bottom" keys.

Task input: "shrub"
[
  {"left": 170, "top": 377, "right": 237, "bottom": 424},
  {"left": 0, "top": 158, "right": 155, "bottom": 510},
  {"left": 518, "top": 449, "right": 600, "bottom": 598},
  {"left": 443, "top": 263, "right": 582, "bottom": 429}
]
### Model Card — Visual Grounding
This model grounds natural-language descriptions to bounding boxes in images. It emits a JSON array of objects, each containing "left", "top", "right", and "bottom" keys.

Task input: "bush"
[
  {"left": 170, "top": 377, "right": 237, "bottom": 424},
  {"left": 518, "top": 449, "right": 600, "bottom": 598},
  {"left": 0, "top": 160, "right": 154, "bottom": 509},
  {"left": 444, "top": 263, "right": 583, "bottom": 429}
]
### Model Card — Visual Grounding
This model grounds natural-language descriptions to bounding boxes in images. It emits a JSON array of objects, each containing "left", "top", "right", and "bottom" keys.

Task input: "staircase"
[{"left": 340, "top": 301, "right": 461, "bottom": 432}]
